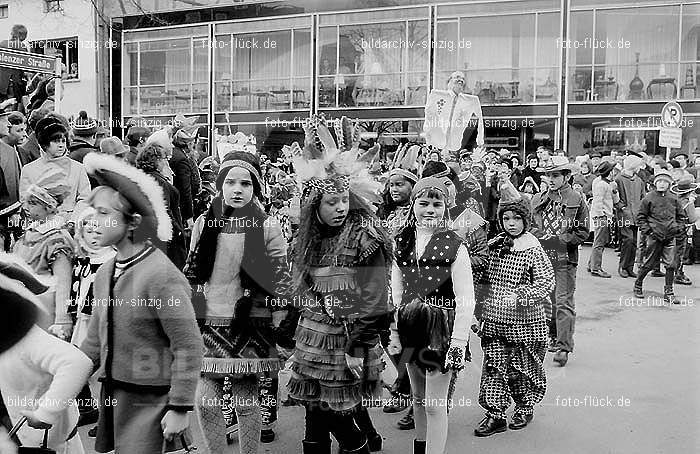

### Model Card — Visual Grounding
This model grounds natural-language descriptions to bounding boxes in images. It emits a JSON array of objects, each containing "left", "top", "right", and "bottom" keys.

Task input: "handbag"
[
  {"left": 7, "top": 416, "right": 56, "bottom": 454},
  {"left": 163, "top": 431, "right": 197, "bottom": 453}
]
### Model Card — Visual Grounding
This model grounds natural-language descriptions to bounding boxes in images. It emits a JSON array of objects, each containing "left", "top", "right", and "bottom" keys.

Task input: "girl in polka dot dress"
[{"left": 389, "top": 176, "right": 476, "bottom": 454}]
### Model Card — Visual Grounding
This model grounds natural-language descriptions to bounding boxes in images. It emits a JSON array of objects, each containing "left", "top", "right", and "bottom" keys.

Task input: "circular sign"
[{"left": 661, "top": 102, "right": 683, "bottom": 128}]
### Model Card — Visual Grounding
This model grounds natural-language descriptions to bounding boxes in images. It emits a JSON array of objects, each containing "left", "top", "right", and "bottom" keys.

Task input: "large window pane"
[
  {"left": 319, "top": 18, "right": 429, "bottom": 108},
  {"left": 594, "top": 6, "right": 680, "bottom": 100},
  {"left": 123, "top": 42, "right": 138, "bottom": 87},
  {"left": 217, "top": 28, "right": 311, "bottom": 111},
  {"left": 681, "top": 4, "right": 700, "bottom": 100}
]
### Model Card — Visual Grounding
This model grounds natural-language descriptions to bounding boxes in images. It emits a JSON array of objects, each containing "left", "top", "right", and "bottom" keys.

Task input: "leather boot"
[
  {"left": 339, "top": 439, "right": 370, "bottom": 454},
  {"left": 413, "top": 439, "right": 426, "bottom": 454},
  {"left": 303, "top": 439, "right": 332, "bottom": 454},
  {"left": 663, "top": 286, "right": 680, "bottom": 305}
]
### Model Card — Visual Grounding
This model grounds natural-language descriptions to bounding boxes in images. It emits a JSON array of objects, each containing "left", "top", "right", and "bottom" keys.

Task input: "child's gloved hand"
[{"left": 444, "top": 339, "right": 468, "bottom": 371}]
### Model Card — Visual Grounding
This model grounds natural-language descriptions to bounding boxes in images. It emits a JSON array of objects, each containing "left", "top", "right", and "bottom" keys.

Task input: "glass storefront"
[
  {"left": 122, "top": 26, "right": 209, "bottom": 116},
  {"left": 567, "top": 115, "right": 700, "bottom": 157},
  {"left": 435, "top": 0, "right": 561, "bottom": 104},
  {"left": 213, "top": 16, "right": 312, "bottom": 112},
  {"left": 317, "top": 8, "right": 430, "bottom": 108},
  {"left": 568, "top": 3, "right": 700, "bottom": 102},
  {"left": 116, "top": 0, "right": 698, "bottom": 155}
]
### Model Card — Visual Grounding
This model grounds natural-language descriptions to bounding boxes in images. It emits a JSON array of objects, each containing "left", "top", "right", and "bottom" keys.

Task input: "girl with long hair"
[
  {"left": 186, "top": 151, "right": 295, "bottom": 454},
  {"left": 287, "top": 115, "right": 391, "bottom": 454}
]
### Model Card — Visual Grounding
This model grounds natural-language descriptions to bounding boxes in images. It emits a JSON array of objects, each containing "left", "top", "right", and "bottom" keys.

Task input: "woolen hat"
[
  {"left": 84, "top": 153, "right": 172, "bottom": 242},
  {"left": 411, "top": 176, "right": 449, "bottom": 200},
  {"left": 623, "top": 155, "right": 644, "bottom": 172},
  {"left": 72, "top": 110, "right": 98, "bottom": 136},
  {"left": 652, "top": 168, "right": 674, "bottom": 184},
  {"left": 216, "top": 151, "right": 263, "bottom": 195}
]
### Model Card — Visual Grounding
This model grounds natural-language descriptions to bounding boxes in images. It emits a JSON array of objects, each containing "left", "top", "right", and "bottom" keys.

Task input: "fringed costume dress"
[{"left": 287, "top": 220, "right": 391, "bottom": 414}]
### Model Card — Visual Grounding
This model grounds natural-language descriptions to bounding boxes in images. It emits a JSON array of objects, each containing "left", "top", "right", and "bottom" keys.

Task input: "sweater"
[
  {"left": 0, "top": 325, "right": 92, "bottom": 448},
  {"left": 590, "top": 176, "right": 619, "bottom": 219},
  {"left": 615, "top": 172, "right": 645, "bottom": 226},
  {"left": 79, "top": 246, "right": 204, "bottom": 408},
  {"left": 477, "top": 232, "right": 554, "bottom": 325}
]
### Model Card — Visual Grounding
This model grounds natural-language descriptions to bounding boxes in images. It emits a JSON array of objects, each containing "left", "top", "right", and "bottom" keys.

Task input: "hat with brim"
[
  {"left": 543, "top": 156, "right": 577, "bottom": 174},
  {"left": 594, "top": 161, "right": 615, "bottom": 177},
  {"left": 671, "top": 175, "right": 699, "bottom": 195},
  {"left": 83, "top": 153, "right": 172, "bottom": 242}
]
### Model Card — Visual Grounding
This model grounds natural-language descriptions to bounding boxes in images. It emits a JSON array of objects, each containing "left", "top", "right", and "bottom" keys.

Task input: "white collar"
[{"left": 511, "top": 231, "right": 541, "bottom": 252}]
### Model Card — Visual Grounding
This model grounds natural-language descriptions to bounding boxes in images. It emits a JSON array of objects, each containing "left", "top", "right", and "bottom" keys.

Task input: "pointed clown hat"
[
  {"left": 289, "top": 114, "right": 383, "bottom": 204},
  {"left": 83, "top": 153, "right": 173, "bottom": 242}
]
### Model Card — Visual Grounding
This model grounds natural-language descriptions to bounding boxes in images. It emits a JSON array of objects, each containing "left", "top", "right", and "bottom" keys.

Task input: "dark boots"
[
  {"left": 339, "top": 440, "right": 370, "bottom": 454},
  {"left": 413, "top": 439, "right": 426, "bottom": 454},
  {"left": 303, "top": 439, "right": 332, "bottom": 454},
  {"left": 354, "top": 407, "right": 382, "bottom": 452}
]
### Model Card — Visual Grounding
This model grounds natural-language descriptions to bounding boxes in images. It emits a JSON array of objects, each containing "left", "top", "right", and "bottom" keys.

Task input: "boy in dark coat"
[{"left": 633, "top": 169, "right": 688, "bottom": 304}]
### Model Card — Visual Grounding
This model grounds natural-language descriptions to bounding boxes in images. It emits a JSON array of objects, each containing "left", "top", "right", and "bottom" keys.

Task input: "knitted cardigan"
[
  {"left": 476, "top": 232, "right": 554, "bottom": 325},
  {"left": 80, "top": 246, "right": 204, "bottom": 408}
]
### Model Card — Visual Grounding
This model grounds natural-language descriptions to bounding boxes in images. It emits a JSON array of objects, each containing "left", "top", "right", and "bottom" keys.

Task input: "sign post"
[
  {"left": 660, "top": 101, "right": 683, "bottom": 161},
  {"left": 0, "top": 47, "right": 62, "bottom": 112}
]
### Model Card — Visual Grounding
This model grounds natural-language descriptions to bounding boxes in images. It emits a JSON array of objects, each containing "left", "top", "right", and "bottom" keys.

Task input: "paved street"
[{"left": 80, "top": 245, "right": 700, "bottom": 454}]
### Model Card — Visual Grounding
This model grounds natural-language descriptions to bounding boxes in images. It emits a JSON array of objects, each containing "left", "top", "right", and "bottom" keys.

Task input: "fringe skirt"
[
  {"left": 200, "top": 316, "right": 284, "bottom": 377},
  {"left": 397, "top": 298, "right": 462, "bottom": 373},
  {"left": 287, "top": 310, "right": 385, "bottom": 414}
]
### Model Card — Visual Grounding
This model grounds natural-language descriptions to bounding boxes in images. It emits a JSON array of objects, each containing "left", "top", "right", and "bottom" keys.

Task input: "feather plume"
[
  {"left": 341, "top": 117, "right": 354, "bottom": 151},
  {"left": 400, "top": 145, "right": 420, "bottom": 171}
]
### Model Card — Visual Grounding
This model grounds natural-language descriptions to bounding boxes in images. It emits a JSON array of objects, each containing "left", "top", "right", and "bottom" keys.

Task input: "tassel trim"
[
  {"left": 294, "top": 326, "right": 347, "bottom": 350},
  {"left": 309, "top": 274, "right": 357, "bottom": 292},
  {"left": 203, "top": 317, "right": 232, "bottom": 327},
  {"left": 289, "top": 359, "right": 385, "bottom": 382},
  {"left": 201, "top": 358, "right": 284, "bottom": 375},
  {"left": 287, "top": 377, "right": 383, "bottom": 409}
]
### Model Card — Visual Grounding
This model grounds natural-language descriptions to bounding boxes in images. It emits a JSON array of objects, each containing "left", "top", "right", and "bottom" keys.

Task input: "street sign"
[
  {"left": 659, "top": 127, "right": 682, "bottom": 148},
  {"left": 661, "top": 101, "right": 683, "bottom": 128},
  {"left": 0, "top": 48, "right": 59, "bottom": 74}
]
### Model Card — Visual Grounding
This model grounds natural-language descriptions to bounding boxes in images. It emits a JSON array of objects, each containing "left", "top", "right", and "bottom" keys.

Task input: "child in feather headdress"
[{"left": 286, "top": 115, "right": 391, "bottom": 454}]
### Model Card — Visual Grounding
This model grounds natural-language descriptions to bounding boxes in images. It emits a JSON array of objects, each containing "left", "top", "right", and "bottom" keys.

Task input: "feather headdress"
[
  {"left": 288, "top": 114, "right": 382, "bottom": 203},
  {"left": 388, "top": 143, "right": 420, "bottom": 184}
]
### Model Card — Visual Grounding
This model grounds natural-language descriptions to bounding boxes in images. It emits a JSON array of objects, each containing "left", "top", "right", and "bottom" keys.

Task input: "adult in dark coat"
[
  {"left": 169, "top": 117, "right": 200, "bottom": 226},
  {"left": 135, "top": 143, "right": 187, "bottom": 269}
]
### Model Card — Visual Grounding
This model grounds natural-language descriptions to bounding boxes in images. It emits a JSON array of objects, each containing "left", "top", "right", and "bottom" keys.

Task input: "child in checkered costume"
[{"left": 474, "top": 196, "right": 554, "bottom": 437}]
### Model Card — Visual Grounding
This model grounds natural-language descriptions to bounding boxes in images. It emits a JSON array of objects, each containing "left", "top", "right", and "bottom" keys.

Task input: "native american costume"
[{"left": 286, "top": 115, "right": 390, "bottom": 454}]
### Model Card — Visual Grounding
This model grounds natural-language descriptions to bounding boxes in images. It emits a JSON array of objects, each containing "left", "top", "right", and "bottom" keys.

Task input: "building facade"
[
  {"left": 1, "top": 0, "right": 105, "bottom": 119},
  {"left": 105, "top": 0, "right": 700, "bottom": 158}
]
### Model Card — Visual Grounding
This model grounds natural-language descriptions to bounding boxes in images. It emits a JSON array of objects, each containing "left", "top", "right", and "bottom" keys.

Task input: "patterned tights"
[{"left": 196, "top": 374, "right": 260, "bottom": 454}]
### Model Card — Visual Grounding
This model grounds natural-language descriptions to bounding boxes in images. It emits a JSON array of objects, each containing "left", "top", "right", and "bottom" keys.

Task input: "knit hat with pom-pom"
[{"left": 72, "top": 110, "right": 98, "bottom": 136}]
